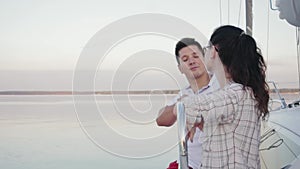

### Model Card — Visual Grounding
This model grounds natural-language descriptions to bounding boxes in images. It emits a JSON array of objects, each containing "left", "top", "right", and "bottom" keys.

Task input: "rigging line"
[
  {"left": 228, "top": 0, "right": 230, "bottom": 24},
  {"left": 269, "top": 120, "right": 300, "bottom": 138},
  {"left": 219, "top": 0, "right": 223, "bottom": 25},
  {"left": 238, "top": 0, "right": 242, "bottom": 26},
  {"left": 266, "top": 0, "right": 271, "bottom": 79}
]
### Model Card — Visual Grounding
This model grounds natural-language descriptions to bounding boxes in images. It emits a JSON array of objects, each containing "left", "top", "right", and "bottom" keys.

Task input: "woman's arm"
[{"left": 184, "top": 84, "right": 244, "bottom": 129}]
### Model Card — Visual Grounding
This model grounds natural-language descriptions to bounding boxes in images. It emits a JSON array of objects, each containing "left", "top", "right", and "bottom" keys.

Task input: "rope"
[
  {"left": 266, "top": 0, "right": 271, "bottom": 79},
  {"left": 238, "top": 0, "right": 242, "bottom": 26},
  {"left": 219, "top": 0, "right": 223, "bottom": 25},
  {"left": 260, "top": 129, "right": 275, "bottom": 144},
  {"left": 259, "top": 139, "right": 283, "bottom": 151},
  {"left": 228, "top": 0, "right": 230, "bottom": 24}
]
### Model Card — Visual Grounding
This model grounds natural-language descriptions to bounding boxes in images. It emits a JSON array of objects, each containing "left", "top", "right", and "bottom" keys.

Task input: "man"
[{"left": 156, "top": 38, "right": 219, "bottom": 169}]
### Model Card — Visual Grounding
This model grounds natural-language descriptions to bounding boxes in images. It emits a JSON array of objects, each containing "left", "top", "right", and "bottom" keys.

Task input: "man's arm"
[{"left": 156, "top": 104, "right": 177, "bottom": 127}]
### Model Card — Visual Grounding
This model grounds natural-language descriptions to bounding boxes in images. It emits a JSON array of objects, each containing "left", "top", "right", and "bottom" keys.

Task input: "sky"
[{"left": 0, "top": 0, "right": 299, "bottom": 90}]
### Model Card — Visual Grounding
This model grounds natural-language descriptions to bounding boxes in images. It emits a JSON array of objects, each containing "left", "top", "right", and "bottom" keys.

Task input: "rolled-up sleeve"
[{"left": 184, "top": 84, "right": 244, "bottom": 130}]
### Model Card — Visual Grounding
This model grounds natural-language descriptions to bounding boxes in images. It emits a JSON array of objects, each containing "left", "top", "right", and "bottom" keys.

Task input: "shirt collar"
[
  {"left": 185, "top": 74, "right": 219, "bottom": 94},
  {"left": 185, "top": 82, "right": 210, "bottom": 95}
]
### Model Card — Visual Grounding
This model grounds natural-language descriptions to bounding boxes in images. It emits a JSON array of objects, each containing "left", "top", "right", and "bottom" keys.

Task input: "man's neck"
[{"left": 188, "top": 74, "right": 210, "bottom": 93}]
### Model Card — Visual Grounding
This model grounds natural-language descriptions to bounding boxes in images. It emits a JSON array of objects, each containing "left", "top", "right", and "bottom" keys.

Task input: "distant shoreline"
[
  {"left": 0, "top": 90, "right": 178, "bottom": 95},
  {"left": 0, "top": 89, "right": 299, "bottom": 95}
]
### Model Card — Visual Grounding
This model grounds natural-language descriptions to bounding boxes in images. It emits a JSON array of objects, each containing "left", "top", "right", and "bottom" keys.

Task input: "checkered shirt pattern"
[{"left": 184, "top": 83, "right": 261, "bottom": 169}]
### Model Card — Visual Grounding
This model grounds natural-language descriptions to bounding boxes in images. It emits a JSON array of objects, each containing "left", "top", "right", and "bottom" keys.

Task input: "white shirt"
[{"left": 167, "top": 75, "right": 220, "bottom": 169}]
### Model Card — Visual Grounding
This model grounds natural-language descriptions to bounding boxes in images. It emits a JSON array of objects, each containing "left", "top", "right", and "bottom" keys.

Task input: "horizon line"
[{"left": 0, "top": 89, "right": 299, "bottom": 95}]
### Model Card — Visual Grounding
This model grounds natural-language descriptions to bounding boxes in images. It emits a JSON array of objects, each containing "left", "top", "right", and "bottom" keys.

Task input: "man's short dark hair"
[{"left": 175, "top": 38, "right": 204, "bottom": 64}]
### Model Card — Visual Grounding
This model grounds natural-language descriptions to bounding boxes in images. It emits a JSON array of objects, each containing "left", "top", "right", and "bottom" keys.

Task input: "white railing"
[{"left": 176, "top": 102, "right": 189, "bottom": 169}]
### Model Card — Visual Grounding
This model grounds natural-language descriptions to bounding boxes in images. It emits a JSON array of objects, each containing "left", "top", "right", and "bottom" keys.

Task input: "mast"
[
  {"left": 245, "top": 0, "right": 253, "bottom": 36},
  {"left": 297, "top": 27, "right": 300, "bottom": 93}
]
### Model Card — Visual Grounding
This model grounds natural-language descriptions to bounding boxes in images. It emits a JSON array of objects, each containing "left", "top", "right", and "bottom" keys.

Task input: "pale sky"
[{"left": 0, "top": 0, "right": 299, "bottom": 89}]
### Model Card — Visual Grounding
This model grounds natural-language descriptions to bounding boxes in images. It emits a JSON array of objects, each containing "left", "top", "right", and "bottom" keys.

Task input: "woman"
[{"left": 182, "top": 25, "right": 269, "bottom": 168}]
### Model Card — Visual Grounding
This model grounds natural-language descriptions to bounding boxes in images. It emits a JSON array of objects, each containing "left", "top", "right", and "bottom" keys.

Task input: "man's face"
[{"left": 178, "top": 45, "right": 207, "bottom": 80}]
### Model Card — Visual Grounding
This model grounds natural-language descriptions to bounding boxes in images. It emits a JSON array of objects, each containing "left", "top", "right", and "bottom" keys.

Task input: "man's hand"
[
  {"left": 156, "top": 105, "right": 177, "bottom": 126},
  {"left": 187, "top": 116, "right": 204, "bottom": 142}
]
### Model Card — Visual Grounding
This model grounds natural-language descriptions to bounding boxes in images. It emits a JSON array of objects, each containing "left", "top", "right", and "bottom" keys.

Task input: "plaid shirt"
[{"left": 184, "top": 83, "right": 261, "bottom": 169}]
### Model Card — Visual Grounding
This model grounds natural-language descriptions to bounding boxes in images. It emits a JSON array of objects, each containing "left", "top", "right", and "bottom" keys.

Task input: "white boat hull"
[{"left": 260, "top": 106, "right": 300, "bottom": 169}]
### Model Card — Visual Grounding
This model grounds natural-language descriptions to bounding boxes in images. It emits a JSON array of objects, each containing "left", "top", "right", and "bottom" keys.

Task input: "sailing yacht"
[
  {"left": 176, "top": 0, "right": 300, "bottom": 168},
  {"left": 260, "top": 0, "right": 300, "bottom": 168}
]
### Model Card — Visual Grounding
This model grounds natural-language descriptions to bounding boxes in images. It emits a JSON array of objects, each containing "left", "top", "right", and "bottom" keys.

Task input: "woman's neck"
[{"left": 213, "top": 61, "right": 232, "bottom": 89}]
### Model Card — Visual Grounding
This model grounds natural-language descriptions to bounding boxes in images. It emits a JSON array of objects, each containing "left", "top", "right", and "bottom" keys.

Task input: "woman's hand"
[{"left": 187, "top": 116, "right": 204, "bottom": 142}]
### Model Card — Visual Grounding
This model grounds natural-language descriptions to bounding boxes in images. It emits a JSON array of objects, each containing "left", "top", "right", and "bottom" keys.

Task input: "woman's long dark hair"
[{"left": 210, "top": 25, "right": 269, "bottom": 118}]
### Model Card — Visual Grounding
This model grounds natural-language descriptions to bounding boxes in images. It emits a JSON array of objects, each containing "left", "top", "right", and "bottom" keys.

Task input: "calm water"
[
  {"left": 0, "top": 95, "right": 180, "bottom": 169},
  {"left": 0, "top": 93, "right": 299, "bottom": 169}
]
